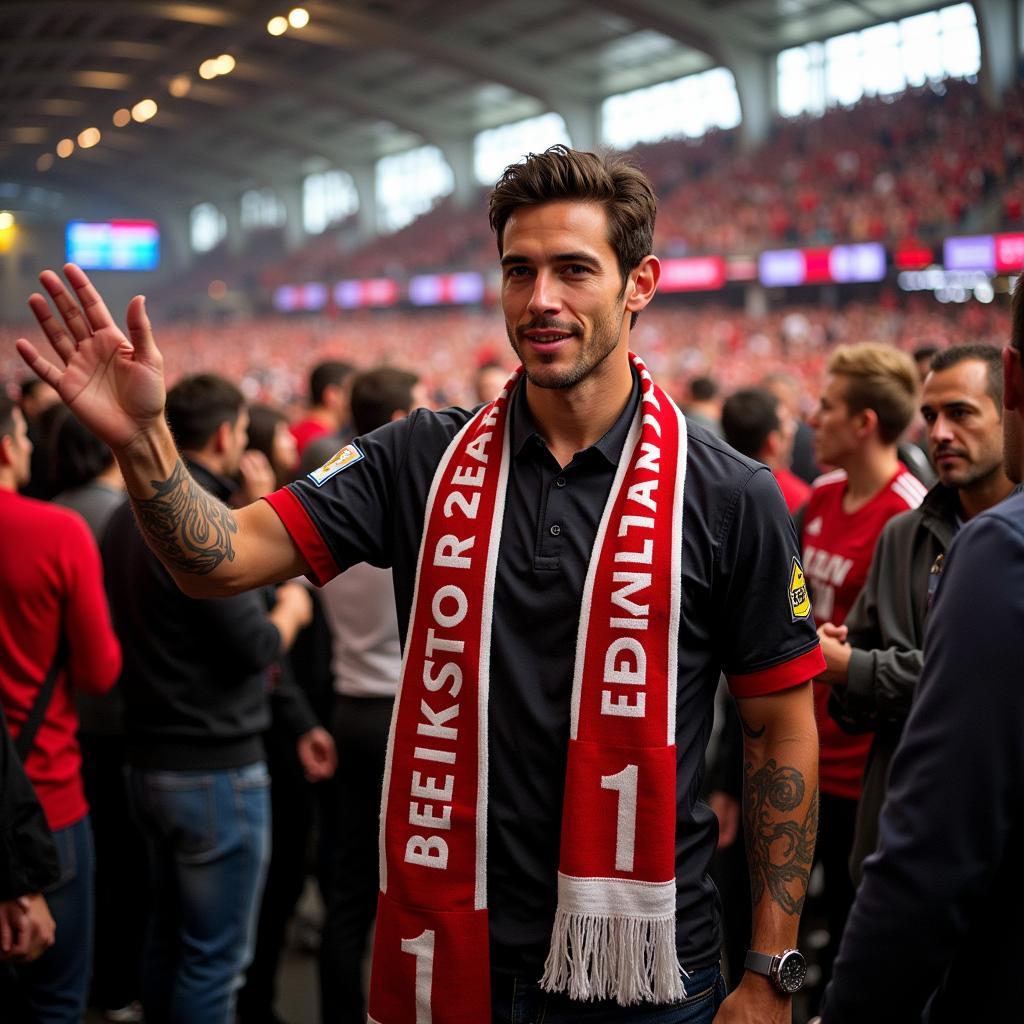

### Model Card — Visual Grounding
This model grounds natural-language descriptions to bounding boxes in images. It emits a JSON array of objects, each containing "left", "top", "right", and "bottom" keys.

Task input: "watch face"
[{"left": 776, "top": 951, "right": 807, "bottom": 994}]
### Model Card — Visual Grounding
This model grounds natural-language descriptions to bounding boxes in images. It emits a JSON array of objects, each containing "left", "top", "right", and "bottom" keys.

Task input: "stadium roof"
[{"left": 0, "top": 0, "right": 957, "bottom": 213}]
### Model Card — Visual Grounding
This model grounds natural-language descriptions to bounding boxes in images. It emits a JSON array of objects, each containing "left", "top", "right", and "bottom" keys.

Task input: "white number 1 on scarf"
[
  {"left": 400, "top": 929, "right": 435, "bottom": 1023},
  {"left": 601, "top": 764, "right": 639, "bottom": 872}
]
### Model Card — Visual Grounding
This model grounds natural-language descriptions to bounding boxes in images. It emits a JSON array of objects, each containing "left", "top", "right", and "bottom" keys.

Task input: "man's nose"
[
  {"left": 930, "top": 414, "right": 955, "bottom": 446},
  {"left": 527, "top": 271, "right": 561, "bottom": 317}
]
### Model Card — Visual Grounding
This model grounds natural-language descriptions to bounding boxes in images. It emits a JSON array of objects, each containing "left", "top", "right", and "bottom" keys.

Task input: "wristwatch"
[{"left": 743, "top": 948, "right": 807, "bottom": 994}]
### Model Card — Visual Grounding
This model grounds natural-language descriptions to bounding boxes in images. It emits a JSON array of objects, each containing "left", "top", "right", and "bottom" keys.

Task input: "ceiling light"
[
  {"left": 113, "top": 107, "right": 132, "bottom": 127},
  {"left": 36, "top": 153, "right": 54, "bottom": 171},
  {"left": 0, "top": 212, "right": 14, "bottom": 230},
  {"left": 131, "top": 99, "right": 158, "bottom": 123},
  {"left": 267, "top": 15, "right": 288, "bottom": 35},
  {"left": 78, "top": 127, "right": 101, "bottom": 148},
  {"left": 199, "top": 59, "right": 218, "bottom": 80},
  {"left": 56, "top": 138, "right": 74, "bottom": 158},
  {"left": 169, "top": 74, "right": 191, "bottom": 97},
  {"left": 288, "top": 7, "right": 310, "bottom": 28},
  {"left": 215, "top": 54, "right": 235, "bottom": 75}
]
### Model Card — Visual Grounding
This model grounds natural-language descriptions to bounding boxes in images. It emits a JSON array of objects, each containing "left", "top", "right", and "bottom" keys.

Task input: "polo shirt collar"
[{"left": 509, "top": 366, "right": 642, "bottom": 466}]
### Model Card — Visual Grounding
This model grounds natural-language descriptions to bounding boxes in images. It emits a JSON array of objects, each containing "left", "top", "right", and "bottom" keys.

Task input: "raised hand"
[{"left": 15, "top": 263, "right": 166, "bottom": 452}]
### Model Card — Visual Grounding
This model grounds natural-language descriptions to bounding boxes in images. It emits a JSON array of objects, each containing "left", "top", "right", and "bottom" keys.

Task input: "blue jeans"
[
  {"left": 127, "top": 763, "right": 271, "bottom": 1024},
  {"left": 0, "top": 815, "right": 95, "bottom": 1023},
  {"left": 493, "top": 963, "right": 726, "bottom": 1023}
]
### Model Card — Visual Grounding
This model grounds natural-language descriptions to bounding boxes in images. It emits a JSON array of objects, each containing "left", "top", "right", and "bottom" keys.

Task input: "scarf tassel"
[{"left": 540, "top": 910, "right": 687, "bottom": 1006}]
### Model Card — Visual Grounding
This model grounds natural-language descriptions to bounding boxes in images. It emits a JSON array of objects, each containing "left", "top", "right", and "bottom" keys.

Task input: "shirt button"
[
  {"left": 555, "top": 477, "right": 567, "bottom": 488},
  {"left": 549, "top": 523, "right": 562, "bottom": 537}
]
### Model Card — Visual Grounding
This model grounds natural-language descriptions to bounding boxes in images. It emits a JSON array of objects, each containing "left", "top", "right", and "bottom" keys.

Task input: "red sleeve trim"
[
  {"left": 262, "top": 487, "right": 338, "bottom": 587},
  {"left": 727, "top": 645, "right": 825, "bottom": 699}
]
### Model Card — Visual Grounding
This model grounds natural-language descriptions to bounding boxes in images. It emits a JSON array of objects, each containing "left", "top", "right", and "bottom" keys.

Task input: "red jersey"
[
  {"left": 774, "top": 467, "right": 812, "bottom": 515},
  {"left": 0, "top": 491, "right": 121, "bottom": 829},
  {"left": 802, "top": 466, "right": 927, "bottom": 799},
  {"left": 290, "top": 416, "right": 331, "bottom": 457}
]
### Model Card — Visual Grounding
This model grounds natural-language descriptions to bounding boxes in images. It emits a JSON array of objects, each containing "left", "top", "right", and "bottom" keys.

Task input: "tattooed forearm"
[
  {"left": 133, "top": 460, "right": 238, "bottom": 575},
  {"left": 743, "top": 758, "right": 817, "bottom": 916},
  {"left": 738, "top": 708, "right": 765, "bottom": 740}
]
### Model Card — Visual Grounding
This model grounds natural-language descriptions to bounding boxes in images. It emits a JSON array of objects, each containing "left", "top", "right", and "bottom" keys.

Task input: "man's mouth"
[{"left": 521, "top": 328, "right": 576, "bottom": 352}]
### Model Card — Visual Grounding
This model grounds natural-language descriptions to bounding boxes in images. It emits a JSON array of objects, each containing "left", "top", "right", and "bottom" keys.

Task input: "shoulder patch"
[
  {"left": 789, "top": 557, "right": 811, "bottom": 621},
  {"left": 307, "top": 443, "right": 365, "bottom": 487}
]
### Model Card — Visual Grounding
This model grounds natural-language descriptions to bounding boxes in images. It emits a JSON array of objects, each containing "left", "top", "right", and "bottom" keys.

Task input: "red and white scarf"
[{"left": 368, "top": 353, "right": 687, "bottom": 1023}]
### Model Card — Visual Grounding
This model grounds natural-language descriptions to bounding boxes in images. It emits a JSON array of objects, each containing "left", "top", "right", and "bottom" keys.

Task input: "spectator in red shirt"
[
  {"left": 0, "top": 392, "right": 121, "bottom": 1022},
  {"left": 799, "top": 343, "right": 925, "bottom": 1010},
  {"left": 290, "top": 360, "right": 353, "bottom": 457},
  {"left": 721, "top": 387, "right": 811, "bottom": 515}
]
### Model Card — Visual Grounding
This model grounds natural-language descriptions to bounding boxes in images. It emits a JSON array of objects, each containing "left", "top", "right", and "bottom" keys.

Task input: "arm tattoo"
[
  {"left": 743, "top": 758, "right": 817, "bottom": 916},
  {"left": 737, "top": 708, "right": 765, "bottom": 740},
  {"left": 133, "top": 460, "right": 238, "bottom": 575}
]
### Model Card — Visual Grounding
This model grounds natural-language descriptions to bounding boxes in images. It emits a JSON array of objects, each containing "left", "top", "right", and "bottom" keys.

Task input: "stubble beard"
[{"left": 507, "top": 307, "right": 623, "bottom": 391}]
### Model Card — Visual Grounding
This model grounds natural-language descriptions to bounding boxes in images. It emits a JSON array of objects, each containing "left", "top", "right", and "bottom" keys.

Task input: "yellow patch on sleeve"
[{"left": 789, "top": 558, "right": 811, "bottom": 620}]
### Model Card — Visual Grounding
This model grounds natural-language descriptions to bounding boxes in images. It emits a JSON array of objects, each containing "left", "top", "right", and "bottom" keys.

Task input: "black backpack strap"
[{"left": 14, "top": 628, "right": 68, "bottom": 764}]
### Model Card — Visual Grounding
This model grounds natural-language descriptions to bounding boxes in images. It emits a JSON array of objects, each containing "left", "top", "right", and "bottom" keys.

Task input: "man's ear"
[
  {"left": 1003, "top": 346, "right": 1022, "bottom": 413},
  {"left": 625, "top": 255, "right": 661, "bottom": 316},
  {"left": 213, "top": 419, "right": 232, "bottom": 454},
  {"left": 854, "top": 407, "right": 878, "bottom": 440}
]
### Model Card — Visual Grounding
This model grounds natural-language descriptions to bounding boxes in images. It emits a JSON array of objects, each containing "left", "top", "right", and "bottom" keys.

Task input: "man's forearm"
[
  {"left": 116, "top": 423, "right": 240, "bottom": 585},
  {"left": 739, "top": 705, "right": 819, "bottom": 950}
]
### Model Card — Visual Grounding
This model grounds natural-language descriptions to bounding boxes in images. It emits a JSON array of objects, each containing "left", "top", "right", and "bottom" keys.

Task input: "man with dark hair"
[
  {"left": 816, "top": 344, "right": 1013, "bottom": 886},
  {"left": 0, "top": 392, "right": 121, "bottom": 1022},
  {"left": 817, "top": 275, "right": 1024, "bottom": 1022},
  {"left": 17, "top": 376, "right": 60, "bottom": 499},
  {"left": 291, "top": 359, "right": 354, "bottom": 457},
  {"left": 684, "top": 375, "right": 723, "bottom": 436},
  {"left": 313, "top": 364, "right": 425, "bottom": 1023},
  {"left": 721, "top": 387, "right": 810, "bottom": 514},
  {"left": 20, "top": 147, "right": 823, "bottom": 1024},
  {"left": 100, "top": 373, "right": 327, "bottom": 1024}
]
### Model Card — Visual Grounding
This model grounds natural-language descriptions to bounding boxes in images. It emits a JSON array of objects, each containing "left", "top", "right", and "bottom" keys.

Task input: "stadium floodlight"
[
  {"left": 78, "top": 127, "right": 101, "bottom": 148},
  {"left": 113, "top": 107, "right": 132, "bottom": 127},
  {"left": 132, "top": 99, "right": 158, "bottom": 123},
  {"left": 215, "top": 54, "right": 236, "bottom": 75},
  {"left": 56, "top": 138, "right": 74, "bottom": 158},
  {"left": 169, "top": 74, "right": 191, "bottom": 97},
  {"left": 288, "top": 7, "right": 310, "bottom": 28},
  {"left": 36, "top": 153, "right": 54, "bottom": 171},
  {"left": 199, "top": 59, "right": 218, "bottom": 80},
  {"left": 267, "top": 15, "right": 288, "bottom": 35},
  {"left": 0, "top": 212, "right": 14, "bottom": 231}
]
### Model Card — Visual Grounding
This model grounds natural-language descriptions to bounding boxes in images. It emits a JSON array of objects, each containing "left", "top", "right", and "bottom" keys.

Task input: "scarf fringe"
[{"left": 540, "top": 910, "right": 686, "bottom": 1006}]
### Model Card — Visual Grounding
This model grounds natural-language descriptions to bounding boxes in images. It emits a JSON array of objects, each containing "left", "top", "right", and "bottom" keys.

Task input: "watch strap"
[{"left": 743, "top": 949, "right": 776, "bottom": 976}]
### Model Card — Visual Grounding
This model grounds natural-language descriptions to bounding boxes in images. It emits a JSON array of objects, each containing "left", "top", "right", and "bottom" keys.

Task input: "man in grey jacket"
[{"left": 814, "top": 344, "right": 1014, "bottom": 882}]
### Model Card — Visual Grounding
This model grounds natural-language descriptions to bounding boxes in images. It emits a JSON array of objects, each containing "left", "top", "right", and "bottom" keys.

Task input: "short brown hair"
[
  {"left": 488, "top": 145, "right": 656, "bottom": 295},
  {"left": 350, "top": 366, "right": 420, "bottom": 435},
  {"left": 827, "top": 343, "right": 919, "bottom": 444}
]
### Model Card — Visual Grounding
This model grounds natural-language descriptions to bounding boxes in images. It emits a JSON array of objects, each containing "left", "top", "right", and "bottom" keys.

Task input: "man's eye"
[
  {"left": 565, "top": 265, "right": 590, "bottom": 275},
  {"left": 505, "top": 266, "right": 530, "bottom": 278}
]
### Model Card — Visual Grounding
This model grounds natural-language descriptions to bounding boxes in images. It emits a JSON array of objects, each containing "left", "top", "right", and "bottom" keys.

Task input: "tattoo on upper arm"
[
  {"left": 133, "top": 460, "right": 238, "bottom": 575},
  {"left": 743, "top": 758, "right": 817, "bottom": 916},
  {"left": 737, "top": 708, "right": 766, "bottom": 740}
]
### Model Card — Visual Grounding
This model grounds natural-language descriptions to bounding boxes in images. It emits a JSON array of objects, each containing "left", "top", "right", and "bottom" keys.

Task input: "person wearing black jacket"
[
  {"left": 0, "top": 704, "right": 58, "bottom": 966},
  {"left": 102, "top": 374, "right": 331, "bottom": 1024},
  {"left": 815, "top": 345, "right": 1014, "bottom": 883},
  {"left": 818, "top": 274, "right": 1024, "bottom": 1022}
]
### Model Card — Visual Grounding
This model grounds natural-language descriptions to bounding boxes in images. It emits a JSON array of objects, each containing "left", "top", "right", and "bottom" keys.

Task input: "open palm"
[{"left": 15, "top": 264, "right": 166, "bottom": 452}]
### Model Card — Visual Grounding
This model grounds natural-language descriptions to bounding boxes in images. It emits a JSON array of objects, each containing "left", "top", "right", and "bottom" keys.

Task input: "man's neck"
[
  {"left": 840, "top": 446, "right": 900, "bottom": 513},
  {"left": 958, "top": 470, "right": 1015, "bottom": 521},
  {"left": 307, "top": 407, "right": 337, "bottom": 429},
  {"left": 525, "top": 353, "right": 634, "bottom": 469},
  {"left": 96, "top": 461, "right": 125, "bottom": 490},
  {"left": 182, "top": 450, "right": 225, "bottom": 479},
  {"left": 0, "top": 473, "right": 16, "bottom": 493}
]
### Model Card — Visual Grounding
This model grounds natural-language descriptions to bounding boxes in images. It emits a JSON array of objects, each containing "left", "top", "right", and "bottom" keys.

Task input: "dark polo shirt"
[{"left": 266, "top": 372, "right": 823, "bottom": 980}]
